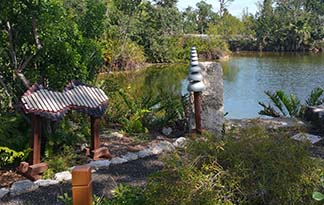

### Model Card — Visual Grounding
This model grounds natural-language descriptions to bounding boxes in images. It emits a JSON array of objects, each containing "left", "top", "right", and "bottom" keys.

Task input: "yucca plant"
[
  {"left": 259, "top": 90, "right": 301, "bottom": 117},
  {"left": 306, "top": 87, "right": 324, "bottom": 106},
  {"left": 259, "top": 87, "right": 324, "bottom": 118}
]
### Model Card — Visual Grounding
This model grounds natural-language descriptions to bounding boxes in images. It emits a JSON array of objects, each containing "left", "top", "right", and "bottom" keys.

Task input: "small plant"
[
  {"left": 43, "top": 145, "right": 81, "bottom": 179},
  {"left": 107, "top": 184, "right": 145, "bottom": 205},
  {"left": 58, "top": 193, "right": 72, "bottom": 205},
  {"left": 0, "top": 146, "right": 25, "bottom": 168},
  {"left": 306, "top": 87, "right": 324, "bottom": 106},
  {"left": 313, "top": 174, "right": 324, "bottom": 202}
]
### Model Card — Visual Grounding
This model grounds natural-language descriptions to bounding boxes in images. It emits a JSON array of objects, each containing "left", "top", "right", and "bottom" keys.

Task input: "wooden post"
[
  {"left": 90, "top": 116, "right": 112, "bottom": 160},
  {"left": 90, "top": 116, "right": 100, "bottom": 151},
  {"left": 31, "top": 114, "right": 42, "bottom": 165},
  {"left": 194, "top": 92, "right": 202, "bottom": 134},
  {"left": 72, "top": 166, "right": 92, "bottom": 205}
]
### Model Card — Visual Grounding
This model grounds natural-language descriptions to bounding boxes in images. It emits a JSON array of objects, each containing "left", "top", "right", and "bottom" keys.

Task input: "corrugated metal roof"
[{"left": 21, "top": 81, "right": 108, "bottom": 121}]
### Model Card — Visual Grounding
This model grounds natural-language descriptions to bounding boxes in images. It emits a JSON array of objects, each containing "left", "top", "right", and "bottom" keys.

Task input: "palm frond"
[
  {"left": 265, "top": 90, "right": 286, "bottom": 116},
  {"left": 306, "top": 87, "right": 324, "bottom": 106}
]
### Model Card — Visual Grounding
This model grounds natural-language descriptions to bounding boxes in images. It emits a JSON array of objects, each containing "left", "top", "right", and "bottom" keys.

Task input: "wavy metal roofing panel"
[{"left": 20, "top": 81, "right": 108, "bottom": 121}]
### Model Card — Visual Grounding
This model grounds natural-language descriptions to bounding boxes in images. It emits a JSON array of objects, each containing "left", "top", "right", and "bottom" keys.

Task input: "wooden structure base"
[
  {"left": 17, "top": 162, "right": 48, "bottom": 181},
  {"left": 92, "top": 147, "right": 113, "bottom": 160}
]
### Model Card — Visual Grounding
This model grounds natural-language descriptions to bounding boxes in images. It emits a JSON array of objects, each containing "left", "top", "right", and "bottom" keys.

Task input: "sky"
[{"left": 177, "top": 0, "right": 259, "bottom": 17}]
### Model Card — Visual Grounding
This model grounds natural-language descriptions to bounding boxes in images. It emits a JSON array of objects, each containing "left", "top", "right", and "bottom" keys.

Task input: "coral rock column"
[{"left": 187, "top": 47, "right": 205, "bottom": 134}]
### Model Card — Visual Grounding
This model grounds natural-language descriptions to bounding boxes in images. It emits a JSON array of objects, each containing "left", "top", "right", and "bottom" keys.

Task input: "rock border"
[{"left": 0, "top": 137, "right": 187, "bottom": 199}]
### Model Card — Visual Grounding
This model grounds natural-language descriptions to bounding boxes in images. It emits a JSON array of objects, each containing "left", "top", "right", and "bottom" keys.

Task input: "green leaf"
[{"left": 312, "top": 192, "right": 324, "bottom": 201}]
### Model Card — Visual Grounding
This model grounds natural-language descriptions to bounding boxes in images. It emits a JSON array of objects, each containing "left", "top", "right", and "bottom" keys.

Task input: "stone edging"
[{"left": 0, "top": 137, "right": 187, "bottom": 199}]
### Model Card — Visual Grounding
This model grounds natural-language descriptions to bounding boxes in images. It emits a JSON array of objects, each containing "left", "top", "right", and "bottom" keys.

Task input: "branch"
[
  {"left": 32, "top": 16, "right": 42, "bottom": 49},
  {"left": 6, "top": 21, "right": 18, "bottom": 70},
  {"left": 15, "top": 71, "right": 30, "bottom": 88},
  {"left": 18, "top": 55, "right": 34, "bottom": 72},
  {"left": 0, "top": 75, "right": 11, "bottom": 97}
]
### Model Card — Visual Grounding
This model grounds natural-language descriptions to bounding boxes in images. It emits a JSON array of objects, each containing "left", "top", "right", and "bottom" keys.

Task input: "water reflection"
[{"left": 108, "top": 52, "right": 324, "bottom": 119}]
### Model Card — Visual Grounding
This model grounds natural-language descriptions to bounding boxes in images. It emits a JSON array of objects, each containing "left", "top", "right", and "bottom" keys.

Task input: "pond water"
[
  {"left": 223, "top": 52, "right": 324, "bottom": 118},
  {"left": 108, "top": 52, "right": 324, "bottom": 119}
]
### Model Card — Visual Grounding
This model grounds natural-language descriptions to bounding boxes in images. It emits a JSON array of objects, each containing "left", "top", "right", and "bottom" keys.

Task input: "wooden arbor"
[{"left": 18, "top": 81, "right": 112, "bottom": 180}]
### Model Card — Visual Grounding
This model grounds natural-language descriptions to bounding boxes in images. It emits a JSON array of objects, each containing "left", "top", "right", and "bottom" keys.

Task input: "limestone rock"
[
  {"left": 111, "top": 132, "right": 124, "bottom": 138},
  {"left": 34, "top": 179, "right": 59, "bottom": 187},
  {"left": 158, "top": 141, "right": 175, "bottom": 152},
  {"left": 173, "top": 137, "right": 187, "bottom": 148},
  {"left": 138, "top": 148, "right": 154, "bottom": 158},
  {"left": 162, "top": 127, "right": 172, "bottom": 136},
  {"left": 10, "top": 180, "right": 39, "bottom": 197},
  {"left": 110, "top": 157, "right": 127, "bottom": 165},
  {"left": 88, "top": 160, "right": 111, "bottom": 168},
  {"left": 122, "top": 152, "right": 139, "bottom": 161},
  {"left": 291, "top": 133, "right": 322, "bottom": 144},
  {"left": 54, "top": 171, "right": 72, "bottom": 182},
  {"left": 151, "top": 145, "right": 163, "bottom": 155},
  {"left": 0, "top": 188, "right": 9, "bottom": 198}
]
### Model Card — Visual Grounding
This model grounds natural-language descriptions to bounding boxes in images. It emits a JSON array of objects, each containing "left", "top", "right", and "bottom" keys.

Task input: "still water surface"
[
  {"left": 110, "top": 52, "right": 324, "bottom": 119},
  {"left": 223, "top": 52, "right": 324, "bottom": 118}
]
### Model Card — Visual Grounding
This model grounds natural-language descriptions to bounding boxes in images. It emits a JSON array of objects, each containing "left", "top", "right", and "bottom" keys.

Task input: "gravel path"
[{"left": 0, "top": 156, "right": 163, "bottom": 205}]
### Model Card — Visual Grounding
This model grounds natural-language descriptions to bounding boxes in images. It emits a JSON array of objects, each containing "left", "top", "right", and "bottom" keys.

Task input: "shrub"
[
  {"left": 0, "top": 146, "right": 25, "bottom": 168},
  {"left": 218, "top": 127, "right": 322, "bottom": 205},
  {"left": 43, "top": 145, "right": 81, "bottom": 179},
  {"left": 144, "top": 127, "right": 324, "bottom": 205}
]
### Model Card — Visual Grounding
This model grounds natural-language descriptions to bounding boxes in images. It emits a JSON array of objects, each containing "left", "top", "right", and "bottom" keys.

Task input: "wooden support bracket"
[
  {"left": 17, "top": 162, "right": 48, "bottom": 181},
  {"left": 92, "top": 147, "right": 113, "bottom": 160}
]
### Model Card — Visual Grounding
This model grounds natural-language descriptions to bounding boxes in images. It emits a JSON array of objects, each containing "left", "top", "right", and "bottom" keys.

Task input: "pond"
[
  {"left": 224, "top": 52, "right": 324, "bottom": 118},
  {"left": 106, "top": 52, "right": 324, "bottom": 119}
]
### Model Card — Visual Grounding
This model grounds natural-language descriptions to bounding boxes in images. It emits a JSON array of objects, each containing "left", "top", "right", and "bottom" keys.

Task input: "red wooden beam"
[{"left": 90, "top": 116, "right": 100, "bottom": 151}]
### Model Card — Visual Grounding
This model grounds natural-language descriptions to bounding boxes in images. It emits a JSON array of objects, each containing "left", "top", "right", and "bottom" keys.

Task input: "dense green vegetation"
[
  {"left": 1, "top": 1, "right": 324, "bottom": 203},
  {"left": 60, "top": 127, "right": 324, "bottom": 205}
]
